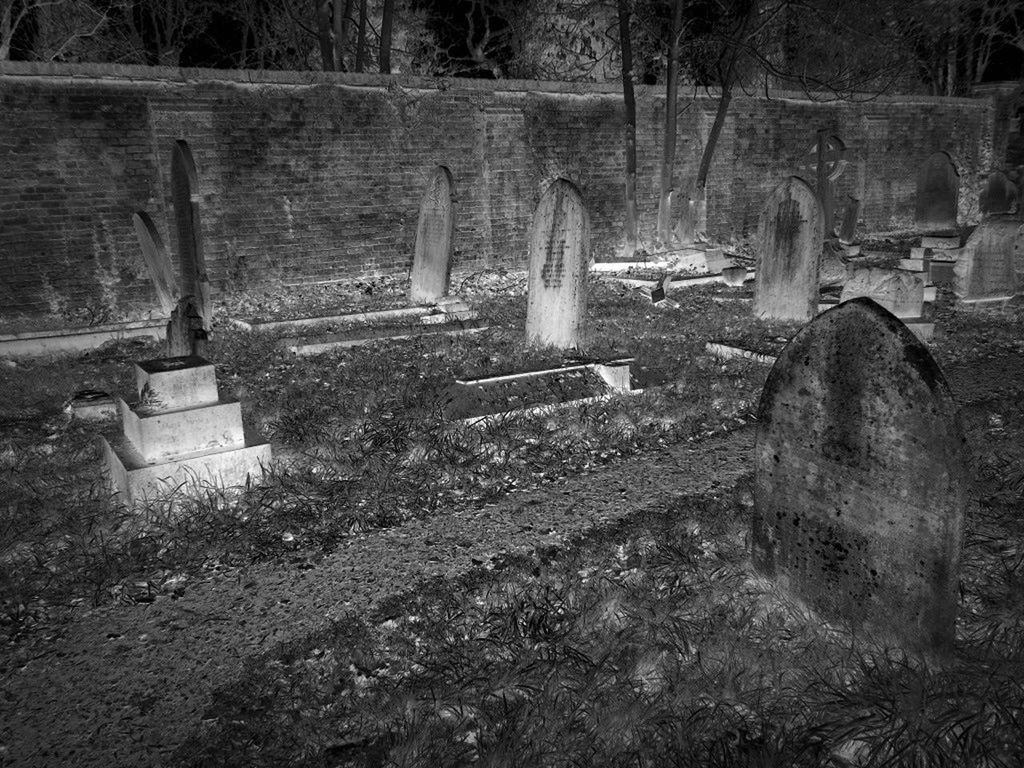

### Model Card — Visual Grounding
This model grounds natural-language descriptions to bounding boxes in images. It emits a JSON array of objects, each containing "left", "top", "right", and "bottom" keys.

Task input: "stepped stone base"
[
  {"left": 101, "top": 432, "right": 271, "bottom": 504},
  {"left": 118, "top": 397, "right": 245, "bottom": 463}
]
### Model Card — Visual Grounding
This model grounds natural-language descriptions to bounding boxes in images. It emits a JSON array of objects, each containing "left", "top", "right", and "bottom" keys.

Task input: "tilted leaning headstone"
[
  {"left": 409, "top": 167, "right": 455, "bottom": 304},
  {"left": 752, "top": 298, "right": 967, "bottom": 651},
  {"left": 525, "top": 179, "right": 589, "bottom": 348},
  {"left": 979, "top": 171, "right": 1018, "bottom": 217},
  {"left": 915, "top": 151, "right": 959, "bottom": 232},
  {"left": 132, "top": 211, "right": 179, "bottom": 315},
  {"left": 953, "top": 217, "right": 1024, "bottom": 304},
  {"left": 754, "top": 176, "right": 824, "bottom": 322},
  {"left": 840, "top": 267, "right": 925, "bottom": 318}
]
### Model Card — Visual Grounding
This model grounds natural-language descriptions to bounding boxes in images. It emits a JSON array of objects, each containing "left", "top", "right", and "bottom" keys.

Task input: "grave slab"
[
  {"left": 753, "top": 298, "right": 967, "bottom": 650},
  {"left": 754, "top": 176, "right": 824, "bottom": 322},
  {"left": 922, "top": 234, "right": 960, "bottom": 250}
]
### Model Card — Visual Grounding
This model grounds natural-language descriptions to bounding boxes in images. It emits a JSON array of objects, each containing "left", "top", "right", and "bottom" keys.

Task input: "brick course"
[{"left": 0, "top": 62, "right": 995, "bottom": 327}]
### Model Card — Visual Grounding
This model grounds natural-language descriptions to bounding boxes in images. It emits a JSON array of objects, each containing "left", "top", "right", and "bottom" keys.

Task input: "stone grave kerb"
[{"left": 753, "top": 297, "right": 968, "bottom": 651}]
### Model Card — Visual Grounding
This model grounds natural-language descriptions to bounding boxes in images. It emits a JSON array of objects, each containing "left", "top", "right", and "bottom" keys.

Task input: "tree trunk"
[
  {"left": 337, "top": 0, "right": 354, "bottom": 70},
  {"left": 617, "top": 0, "right": 639, "bottom": 257},
  {"left": 354, "top": 0, "right": 367, "bottom": 72},
  {"left": 1, "top": 1, "right": 13, "bottom": 61},
  {"left": 656, "top": 0, "right": 683, "bottom": 246},
  {"left": 379, "top": 0, "right": 394, "bottom": 73},
  {"left": 315, "top": 0, "right": 335, "bottom": 71}
]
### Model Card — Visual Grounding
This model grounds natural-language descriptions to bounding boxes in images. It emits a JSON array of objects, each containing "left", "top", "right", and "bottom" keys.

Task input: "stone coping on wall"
[{"left": 0, "top": 60, "right": 991, "bottom": 107}]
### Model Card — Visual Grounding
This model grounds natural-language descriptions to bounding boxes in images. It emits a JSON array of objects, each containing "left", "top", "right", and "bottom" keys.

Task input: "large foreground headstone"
[
  {"left": 754, "top": 176, "right": 824, "bottom": 322},
  {"left": 953, "top": 217, "right": 1024, "bottom": 303},
  {"left": 409, "top": 166, "right": 455, "bottom": 304},
  {"left": 915, "top": 152, "right": 959, "bottom": 232},
  {"left": 753, "top": 298, "right": 967, "bottom": 650},
  {"left": 980, "top": 171, "right": 1017, "bottom": 216},
  {"left": 525, "top": 179, "right": 589, "bottom": 348}
]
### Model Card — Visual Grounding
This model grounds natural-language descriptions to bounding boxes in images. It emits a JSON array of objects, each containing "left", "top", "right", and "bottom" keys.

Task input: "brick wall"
[{"left": 0, "top": 62, "right": 994, "bottom": 328}]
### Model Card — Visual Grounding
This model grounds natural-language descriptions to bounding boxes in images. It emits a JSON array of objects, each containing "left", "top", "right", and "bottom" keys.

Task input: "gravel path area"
[{"left": 0, "top": 428, "right": 754, "bottom": 768}]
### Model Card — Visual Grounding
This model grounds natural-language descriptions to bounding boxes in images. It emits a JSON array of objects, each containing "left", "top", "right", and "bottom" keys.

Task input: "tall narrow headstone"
[
  {"left": 979, "top": 171, "right": 1018, "bottom": 216},
  {"left": 915, "top": 151, "right": 959, "bottom": 232},
  {"left": 171, "top": 140, "right": 211, "bottom": 331},
  {"left": 838, "top": 195, "right": 860, "bottom": 244},
  {"left": 953, "top": 217, "right": 1024, "bottom": 303},
  {"left": 753, "top": 298, "right": 967, "bottom": 650},
  {"left": 409, "top": 166, "right": 455, "bottom": 304},
  {"left": 754, "top": 177, "right": 824, "bottom": 322},
  {"left": 133, "top": 211, "right": 178, "bottom": 315},
  {"left": 525, "top": 179, "right": 589, "bottom": 348}
]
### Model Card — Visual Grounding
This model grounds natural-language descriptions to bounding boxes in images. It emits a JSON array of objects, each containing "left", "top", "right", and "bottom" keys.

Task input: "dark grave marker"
[
  {"left": 979, "top": 171, "right": 1017, "bottom": 216},
  {"left": 754, "top": 176, "right": 824, "bottom": 322},
  {"left": 526, "top": 179, "right": 589, "bottom": 348},
  {"left": 409, "top": 166, "right": 455, "bottom": 304},
  {"left": 915, "top": 151, "right": 959, "bottom": 232},
  {"left": 838, "top": 195, "right": 860, "bottom": 244},
  {"left": 171, "top": 140, "right": 211, "bottom": 332},
  {"left": 753, "top": 298, "right": 967, "bottom": 650}
]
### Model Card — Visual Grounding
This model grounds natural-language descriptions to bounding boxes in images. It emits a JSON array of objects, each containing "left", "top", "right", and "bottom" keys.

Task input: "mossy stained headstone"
[
  {"left": 980, "top": 171, "right": 1017, "bottom": 216},
  {"left": 132, "top": 212, "right": 178, "bottom": 315},
  {"left": 525, "top": 179, "right": 589, "bottom": 348},
  {"left": 754, "top": 176, "right": 824, "bottom": 322},
  {"left": 753, "top": 298, "right": 967, "bottom": 650},
  {"left": 409, "top": 167, "right": 455, "bottom": 304},
  {"left": 915, "top": 152, "right": 959, "bottom": 232},
  {"left": 953, "top": 217, "right": 1024, "bottom": 302}
]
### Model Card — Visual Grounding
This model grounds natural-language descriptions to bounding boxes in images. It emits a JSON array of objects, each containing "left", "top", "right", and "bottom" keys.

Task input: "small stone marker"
[
  {"left": 722, "top": 265, "right": 748, "bottom": 286},
  {"left": 525, "top": 179, "right": 589, "bottom": 348},
  {"left": 753, "top": 298, "right": 967, "bottom": 650},
  {"left": 649, "top": 273, "right": 672, "bottom": 303},
  {"left": 409, "top": 166, "right": 455, "bottom": 304},
  {"left": 132, "top": 212, "right": 179, "bottom": 315},
  {"left": 840, "top": 267, "right": 925, "bottom": 318},
  {"left": 953, "top": 217, "right": 1024, "bottom": 303},
  {"left": 754, "top": 176, "right": 824, "bottom": 322},
  {"left": 70, "top": 389, "right": 117, "bottom": 421},
  {"left": 980, "top": 171, "right": 1017, "bottom": 216},
  {"left": 838, "top": 195, "right": 860, "bottom": 244},
  {"left": 915, "top": 151, "right": 959, "bottom": 232}
]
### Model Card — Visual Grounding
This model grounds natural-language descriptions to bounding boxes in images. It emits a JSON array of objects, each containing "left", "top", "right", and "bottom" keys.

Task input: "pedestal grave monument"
[{"left": 101, "top": 356, "right": 270, "bottom": 503}]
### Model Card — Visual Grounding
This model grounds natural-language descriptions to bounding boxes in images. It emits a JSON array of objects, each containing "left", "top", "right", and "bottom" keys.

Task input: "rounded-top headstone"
[
  {"left": 753, "top": 298, "right": 967, "bottom": 651},
  {"left": 754, "top": 176, "right": 824, "bottom": 322},
  {"left": 525, "top": 179, "right": 589, "bottom": 349},
  {"left": 980, "top": 170, "right": 1017, "bottom": 216},
  {"left": 409, "top": 166, "right": 455, "bottom": 305},
  {"left": 915, "top": 151, "right": 959, "bottom": 232}
]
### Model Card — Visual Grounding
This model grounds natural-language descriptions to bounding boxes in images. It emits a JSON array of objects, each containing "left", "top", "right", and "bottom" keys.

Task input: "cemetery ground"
[{"left": 2, "top": 271, "right": 1024, "bottom": 766}]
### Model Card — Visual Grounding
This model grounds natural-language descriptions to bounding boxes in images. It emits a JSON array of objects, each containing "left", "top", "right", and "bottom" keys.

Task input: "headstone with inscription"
[
  {"left": 753, "top": 298, "right": 967, "bottom": 651},
  {"left": 409, "top": 167, "right": 456, "bottom": 304},
  {"left": 953, "top": 217, "right": 1024, "bottom": 304},
  {"left": 840, "top": 267, "right": 925, "bottom": 318},
  {"left": 525, "top": 179, "right": 590, "bottom": 348},
  {"left": 754, "top": 177, "right": 825, "bottom": 322},
  {"left": 979, "top": 171, "right": 1018, "bottom": 216},
  {"left": 915, "top": 152, "right": 959, "bottom": 232}
]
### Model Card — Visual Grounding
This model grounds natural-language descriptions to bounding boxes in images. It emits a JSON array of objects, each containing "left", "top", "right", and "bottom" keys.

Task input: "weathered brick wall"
[{"left": 0, "top": 62, "right": 994, "bottom": 328}]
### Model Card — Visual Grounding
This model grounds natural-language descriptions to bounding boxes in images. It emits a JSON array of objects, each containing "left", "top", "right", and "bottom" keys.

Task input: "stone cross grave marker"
[
  {"left": 797, "top": 130, "right": 847, "bottom": 236},
  {"left": 953, "top": 217, "right": 1024, "bottom": 304},
  {"left": 753, "top": 298, "right": 967, "bottom": 651},
  {"left": 409, "top": 166, "right": 455, "bottom": 304},
  {"left": 915, "top": 151, "right": 959, "bottom": 232},
  {"left": 980, "top": 171, "right": 1018, "bottom": 216},
  {"left": 525, "top": 179, "right": 589, "bottom": 348},
  {"left": 754, "top": 176, "right": 824, "bottom": 322}
]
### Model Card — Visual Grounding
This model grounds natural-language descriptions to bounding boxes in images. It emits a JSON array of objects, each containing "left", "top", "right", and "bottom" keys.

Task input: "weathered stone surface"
[
  {"left": 132, "top": 211, "right": 178, "bottom": 315},
  {"left": 915, "top": 151, "right": 959, "bottom": 231},
  {"left": 135, "top": 356, "right": 218, "bottom": 412},
  {"left": 840, "top": 267, "right": 925, "bottom": 318},
  {"left": 753, "top": 298, "right": 967, "bottom": 650},
  {"left": 754, "top": 176, "right": 824, "bottom": 321},
  {"left": 525, "top": 179, "right": 589, "bottom": 348},
  {"left": 166, "top": 299, "right": 208, "bottom": 358},
  {"left": 980, "top": 170, "right": 1017, "bottom": 216},
  {"left": 409, "top": 166, "right": 455, "bottom": 304},
  {"left": 953, "top": 217, "right": 1024, "bottom": 302},
  {"left": 839, "top": 195, "right": 860, "bottom": 244},
  {"left": 171, "top": 141, "right": 211, "bottom": 331}
]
